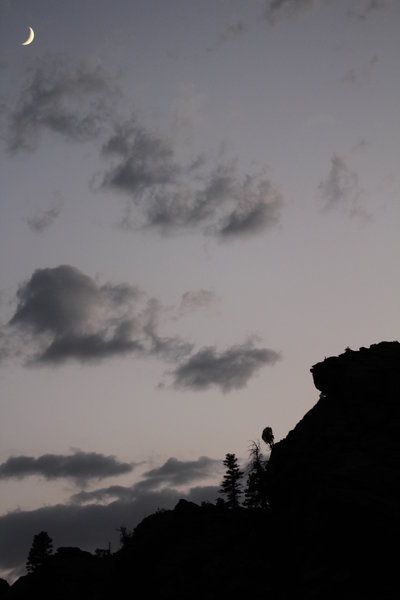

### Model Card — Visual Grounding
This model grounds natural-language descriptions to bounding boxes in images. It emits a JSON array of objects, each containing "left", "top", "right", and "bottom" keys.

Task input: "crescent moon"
[{"left": 22, "top": 27, "right": 35, "bottom": 46}]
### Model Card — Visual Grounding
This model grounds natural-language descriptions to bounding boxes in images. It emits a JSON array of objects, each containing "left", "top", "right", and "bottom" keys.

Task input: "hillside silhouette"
[{"left": 2, "top": 341, "right": 399, "bottom": 599}]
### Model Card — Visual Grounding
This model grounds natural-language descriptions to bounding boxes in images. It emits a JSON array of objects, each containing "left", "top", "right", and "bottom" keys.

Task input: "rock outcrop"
[{"left": 267, "top": 341, "right": 400, "bottom": 599}]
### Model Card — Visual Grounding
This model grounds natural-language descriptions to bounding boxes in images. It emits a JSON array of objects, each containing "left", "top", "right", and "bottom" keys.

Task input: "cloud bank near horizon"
[{"left": 0, "top": 454, "right": 223, "bottom": 581}]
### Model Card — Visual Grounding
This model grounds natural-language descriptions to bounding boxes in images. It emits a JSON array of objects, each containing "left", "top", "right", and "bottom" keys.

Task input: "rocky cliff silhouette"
[
  {"left": 267, "top": 341, "right": 400, "bottom": 598},
  {"left": 3, "top": 341, "right": 399, "bottom": 599}
]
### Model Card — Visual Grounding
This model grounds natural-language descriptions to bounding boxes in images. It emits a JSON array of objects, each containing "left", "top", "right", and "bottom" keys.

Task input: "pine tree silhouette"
[
  {"left": 26, "top": 531, "right": 53, "bottom": 574},
  {"left": 219, "top": 453, "right": 244, "bottom": 509}
]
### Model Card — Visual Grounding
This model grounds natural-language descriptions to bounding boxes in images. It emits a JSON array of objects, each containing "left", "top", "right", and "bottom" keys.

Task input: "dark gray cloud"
[
  {"left": 27, "top": 196, "right": 63, "bottom": 233},
  {"left": 318, "top": 154, "right": 368, "bottom": 218},
  {"left": 10, "top": 265, "right": 104, "bottom": 337},
  {"left": 5, "top": 265, "right": 191, "bottom": 365},
  {"left": 171, "top": 342, "right": 281, "bottom": 393},
  {"left": 0, "top": 452, "right": 134, "bottom": 484},
  {"left": 0, "top": 485, "right": 219, "bottom": 581},
  {"left": 38, "top": 330, "right": 142, "bottom": 364},
  {"left": 100, "top": 121, "right": 180, "bottom": 195},
  {"left": 218, "top": 181, "right": 282, "bottom": 239},
  {"left": 100, "top": 137, "right": 283, "bottom": 239},
  {"left": 140, "top": 161, "right": 235, "bottom": 229},
  {"left": 71, "top": 456, "right": 221, "bottom": 504},
  {"left": 3, "top": 266, "right": 279, "bottom": 388},
  {"left": 146, "top": 162, "right": 283, "bottom": 239},
  {"left": 6, "top": 58, "right": 116, "bottom": 153},
  {"left": 139, "top": 456, "right": 221, "bottom": 489}
]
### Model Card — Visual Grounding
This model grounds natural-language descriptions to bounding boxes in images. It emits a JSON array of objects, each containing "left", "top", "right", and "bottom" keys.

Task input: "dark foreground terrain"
[{"left": 1, "top": 341, "right": 399, "bottom": 599}]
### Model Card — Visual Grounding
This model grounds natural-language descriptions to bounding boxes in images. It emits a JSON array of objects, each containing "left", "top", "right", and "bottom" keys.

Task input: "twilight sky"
[{"left": 0, "top": 0, "right": 399, "bottom": 581}]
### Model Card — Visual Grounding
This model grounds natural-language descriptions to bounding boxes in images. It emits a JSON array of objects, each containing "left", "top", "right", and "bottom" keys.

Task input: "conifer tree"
[
  {"left": 219, "top": 453, "right": 244, "bottom": 509},
  {"left": 26, "top": 531, "right": 53, "bottom": 573},
  {"left": 243, "top": 441, "right": 269, "bottom": 509}
]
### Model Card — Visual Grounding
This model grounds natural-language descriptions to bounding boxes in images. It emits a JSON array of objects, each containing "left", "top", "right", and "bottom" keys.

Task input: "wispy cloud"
[
  {"left": 263, "top": 0, "right": 316, "bottom": 25},
  {"left": 347, "top": 0, "right": 392, "bottom": 20},
  {"left": 341, "top": 55, "right": 379, "bottom": 86},
  {"left": 100, "top": 120, "right": 180, "bottom": 195},
  {"left": 207, "top": 21, "right": 247, "bottom": 52},
  {"left": 4, "top": 58, "right": 282, "bottom": 242},
  {"left": 178, "top": 290, "right": 218, "bottom": 317},
  {"left": 99, "top": 130, "right": 283, "bottom": 240},
  {"left": 6, "top": 58, "right": 116, "bottom": 153},
  {"left": 318, "top": 154, "right": 369, "bottom": 218},
  {"left": 263, "top": 0, "right": 392, "bottom": 25},
  {"left": 26, "top": 193, "right": 64, "bottom": 233}
]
